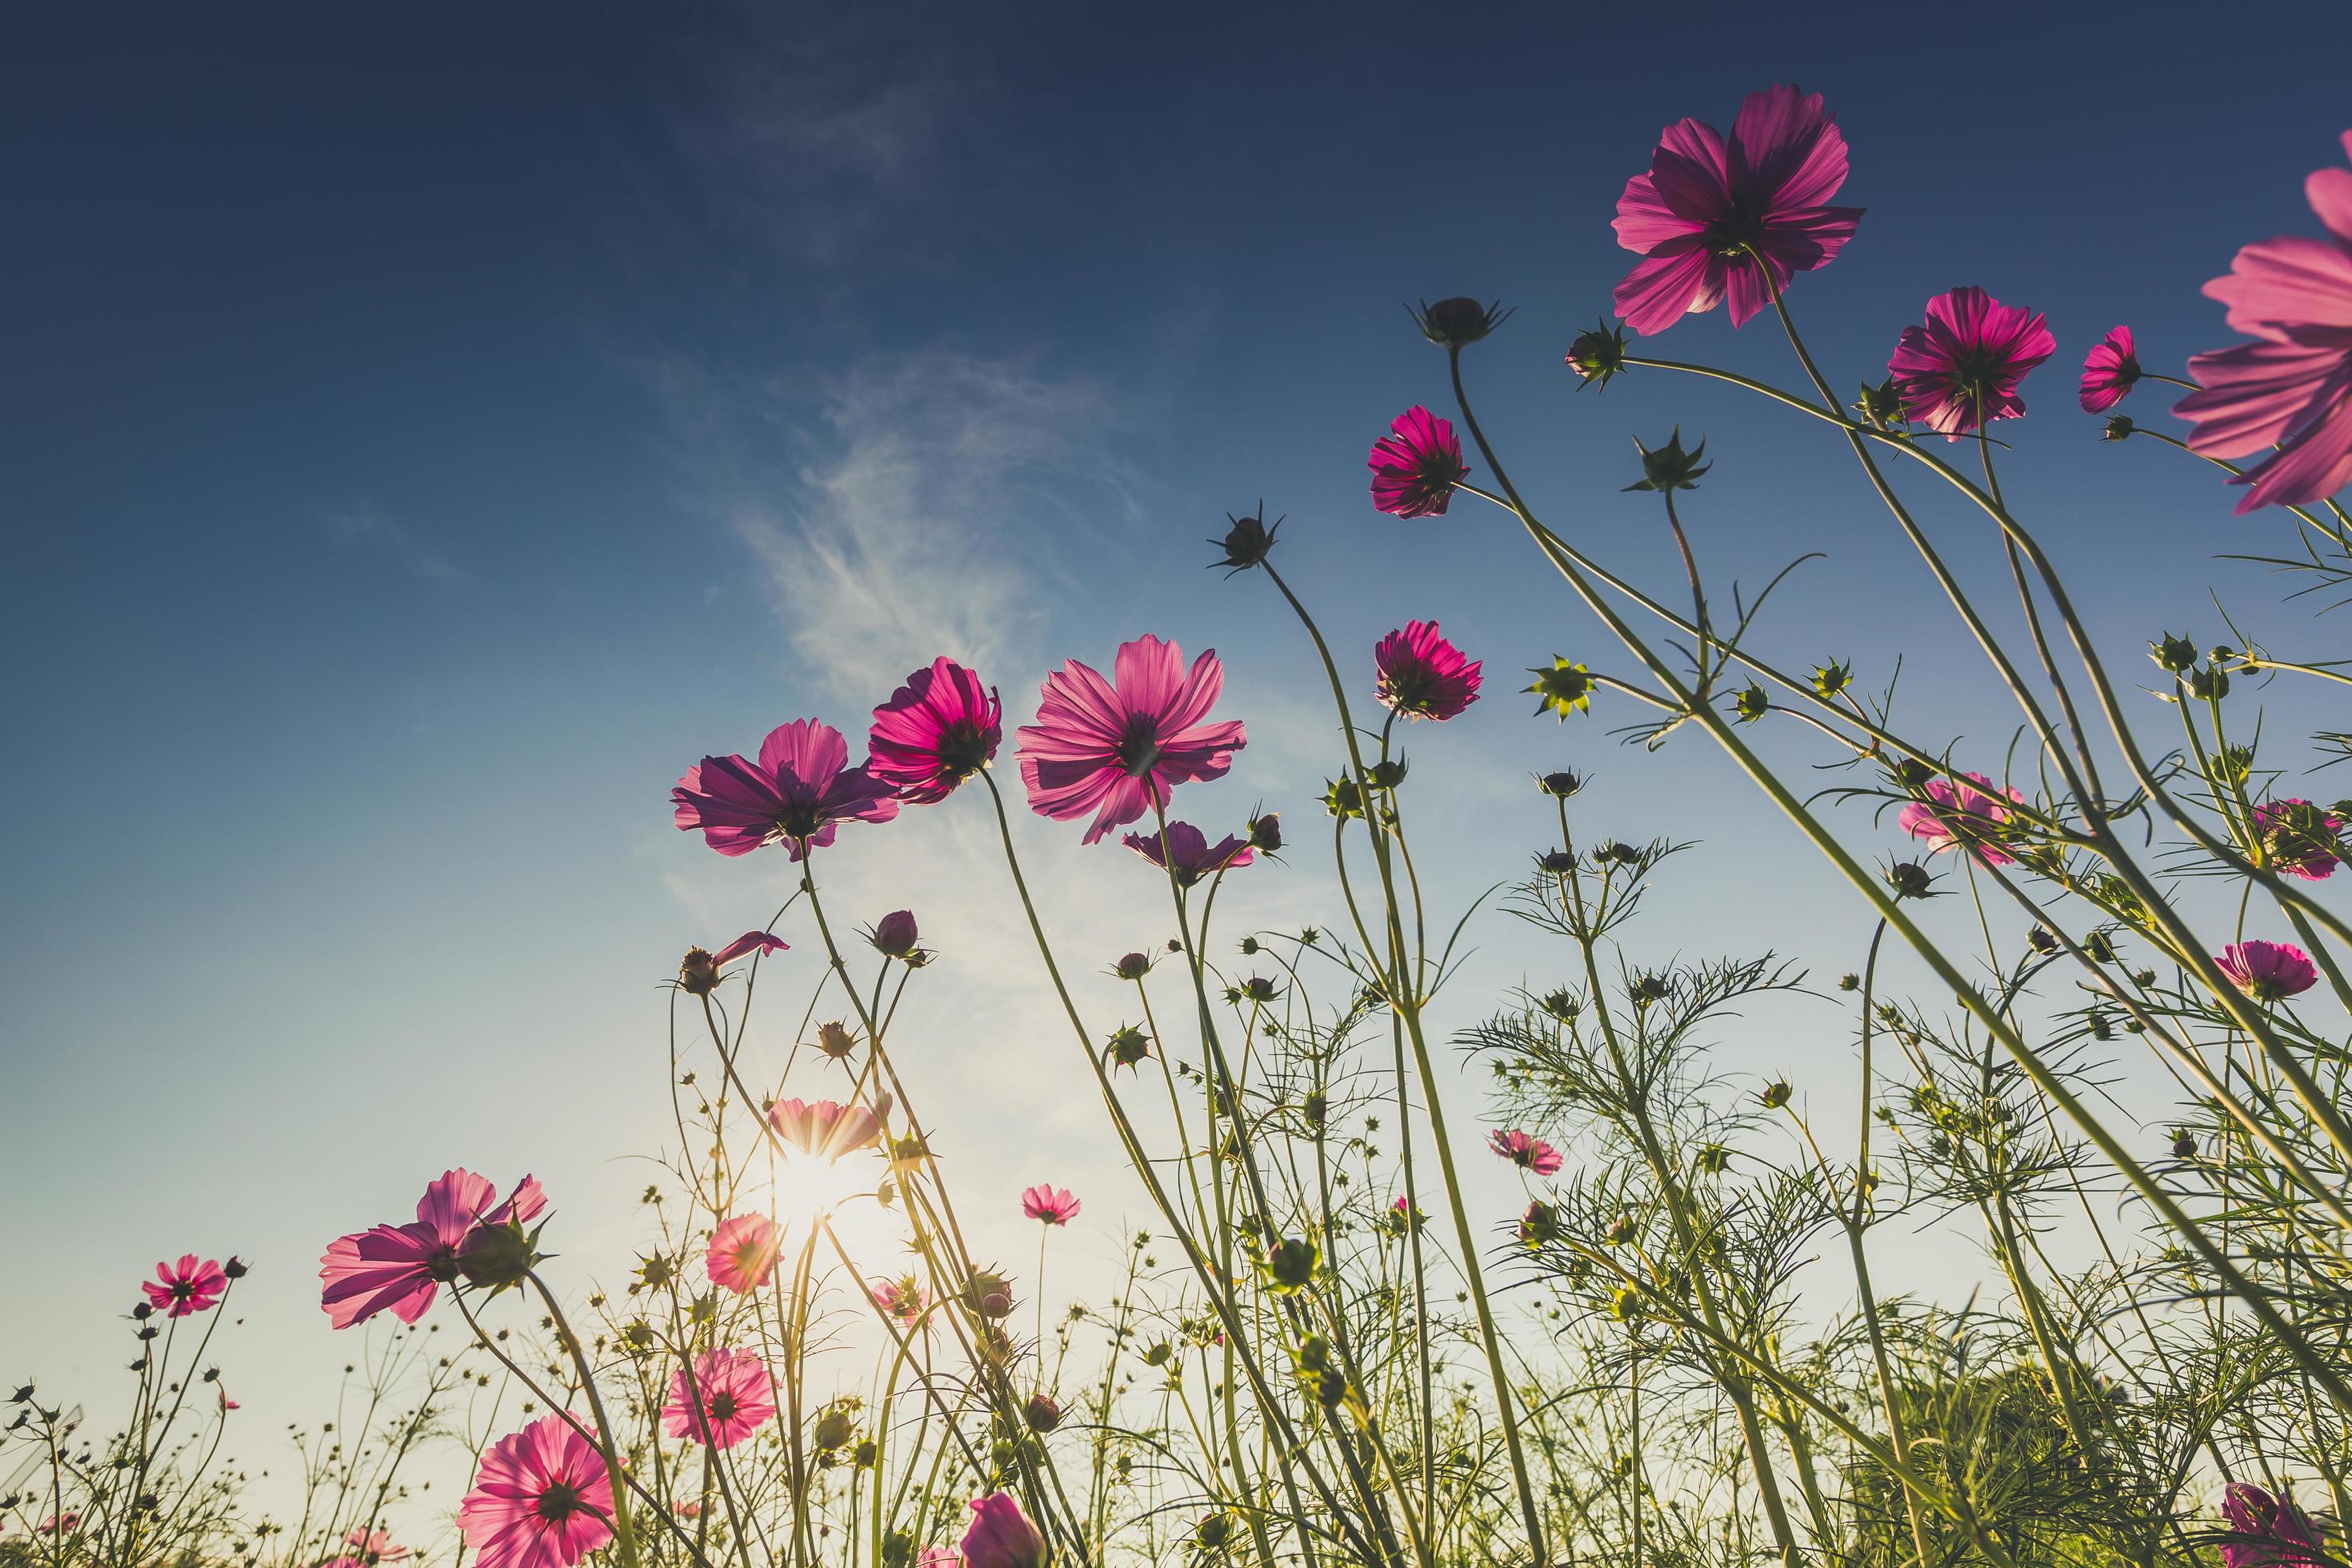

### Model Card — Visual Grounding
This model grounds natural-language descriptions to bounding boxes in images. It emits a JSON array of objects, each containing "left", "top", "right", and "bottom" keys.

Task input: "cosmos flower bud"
[
  {"left": 222, "top": 1257, "right": 248, "bottom": 1279},
  {"left": 811, "top": 1406, "right": 856, "bottom": 1450},
  {"left": 1623, "top": 427, "right": 1710, "bottom": 493},
  {"left": 868, "top": 910, "right": 922, "bottom": 962},
  {"left": 1540, "top": 990, "right": 1579, "bottom": 1022},
  {"left": 1518, "top": 1201, "right": 1562, "bottom": 1249},
  {"left": 2028, "top": 926, "right": 2058, "bottom": 954},
  {"left": 1208, "top": 510, "right": 1280, "bottom": 576},
  {"left": 1538, "top": 769, "right": 1585, "bottom": 798},
  {"left": 959, "top": 1494, "right": 1046, "bottom": 1568},
  {"left": 1837, "top": 974, "right": 1859, "bottom": 991},
  {"left": 458, "top": 1220, "right": 540, "bottom": 1293},
  {"left": 1628, "top": 974, "right": 1670, "bottom": 1004},
  {"left": 1194, "top": 1514, "right": 1236, "bottom": 1551},
  {"left": 961, "top": 1271, "right": 1016, "bottom": 1321},
  {"left": 678, "top": 948, "right": 720, "bottom": 997},
  {"left": 1113, "top": 952, "right": 1151, "bottom": 981},
  {"left": 1853, "top": 378, "right": 1905, "bottom": 429},
  {"left": 2187, "top": 665, "right": 2230, "bottom": 701},
  {"left": 1324, "top": 775, "right": 1366, "bottom": 819},
  {"left": 2084, "top": 931, "right": 2118, "bottom": 963},
  {"left": 1734, "top": 685, "right": 1769, "bottom": 722},
  {"left": 1890, "top": 758, "right": 1934, "bottom": 790},
  {"left": 1565, "top": 320, "right": 1629, "bottom": 389},
  {"left": 1885, "top": 861, "right": 1934, "bottom": 899},
  {"left": 1760, "top": 1081, "right": 1792, "bottom": 1110},
  {"left": 1247, "top": 812, "right": 1283, "bottom": 851},
  {"left": 1023, "top": 1394, "right": 1062, "bottom": 1434},
  {"left": 1813, "top": 660, "right": 1852, "bottom": 698},
  {"left": 1538, "top": 850, "right": 1575, "bottom": 874},
  {"left": 1242, "top": 976, "right": 1278, "bottom": 1003},
  {"left": 1366, "top": 758, "right": 1408, "bottom": 790},
  {"left": 2171, "top": 1132, "right": 2198, "bottom": 1160},
  {"left": 1262, "top": 1238, "right": 1318, "bottom": 1294},
  {"left": 1411, "top": 296, "right": 1511, "bottom": 349},
  {"left": 1695, "top": 1145, "right": 1731, "bottom": 1174},
  {"left": 816, "top": 1022, "right": 858, "bottom": 1062},
  {"left": 2102, "top": 414, "right": 2135, "bottom": 441},
  {"left": 1526, "top": 659, "right": 1595, "bottom": 719},
  {"left": 2150, "top": 633, "right": 2198, "bottom": 674}
]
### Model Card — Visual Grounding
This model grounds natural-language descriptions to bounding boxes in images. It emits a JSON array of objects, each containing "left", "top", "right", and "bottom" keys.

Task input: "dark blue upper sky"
[{"left": 6, "top": 0, "right": 2347, "bottom": 1455}]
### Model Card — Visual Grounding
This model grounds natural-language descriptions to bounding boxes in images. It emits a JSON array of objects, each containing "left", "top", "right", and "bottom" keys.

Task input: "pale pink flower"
[
  {"left": 142, "top": 1255, "right": 228, "bottom": 1318},
  {"left": 2215, "top": 941, "right": 2320, "bottom": 1002},
  {"left": 320, "top": 1170, "right": 546, "bottom": 1330},
  {"left": 959, "top": 1493, "right": 1047, "bottom": 1568},
  {"left": 662, "top": 1347, "right": 777, "bottom": 1450},
  {"left": 706, "top": 1214, "right": 782, "bottom": 1294},
  {"left": 1898, "top": 772, "right": 2026, "bottom": 867},
  {"left": 769, "top": 1096, "right": 888, "bottom": 1162},
  {"left": 347, "top": 1529, "right": 410, "bottom": 1563},
  {"left": 38, "top": 1514, "right": 81, "bottom": 1534},
  {"left": 456, "top": 1414, "right": 614, "bottom": 1568},
  {"left": 2175, "top": 131, "right": 2352, "bottom": 513},
  {"left": 1489, "top": 1129, "right": 1564, "bottom": 1176},
  {"left": 871, "top": 1274, "right": 929, "bottom": 1326},
  {"left": 1021, "top": 1185, "right": 1082, "bottom": 1226},
  {"left": 2078, "top": 326, "right": 2142, "bottom": 413},
  {"left": 1610, "top": 84, "right": 1863, "bottom": 335},
  {"left": 1015, "top": 635, "right": 1247, "bottom": 844}
]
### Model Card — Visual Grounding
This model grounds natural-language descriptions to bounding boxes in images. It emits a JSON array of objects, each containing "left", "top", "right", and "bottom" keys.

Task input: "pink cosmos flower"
[
  {"left": 916, "top": 1551, "right": 960, "bottom": 1568},
  {"left": 1015, "top": 635, "right": 1247, "bottom": 844},
  {"left": 1375, "top": 620, "right": 1483, "bottom": 721},
  {"left": 1367, "top": 406, "right": 1470, "bottom": 519},
  {"left": 2175, "top": 131, "right": 2352, "bottom": 514},
  {"left": 218, "top": 1390, "right": 239, "bottom": 1411},
  {"left": 143, "top": 1255, "right": 228, "bottom": 1318},
  {"left": 1898, "top": 772, "right": 2026, "bottom": 867},
  {"left": 681, "top": 930, "right": 789, "bottom": 995},
  {"left": 869, "top": 658, "right": 1003, "bottom": 804},
  {"left": 1488, "top": 1129, "right": 1564, "bottom": 1176},
  {"left": 320, "top": 1170, "right": 546, "bottom": 1330},
  {"left": 2254, "top": 799, "right": 2345, "bottom": 880},
  {"left": 39, "top": 1514, "right": 81, "bottom": 1534},
  {"left": 769, "top": 1096, "right": 887, "bottom": 1161},
  {"left": 2078, "top": 326, "right": 2142, "bottom": 413},
  {"left": 1610, "top": 84, "right": 1864, "bottom": 336},
  {"left": 2215, "top": 941, "right": 2321, "bottom": 1002},
  {"left": 671, "top": 1502, "right": 703, "bottom": 1521},
  {"left": 1121, "top": 821, "right": 1253, "bottom": 887},
  {"left": 1887, "top": 287, "right": 2057, "bottom": 438},
  {"left": 960, "top": 1493, "right": 1047, "bottom": 1568},
  {"left": 868, "top": 910, "right": 925, "bottom": 961},
  {"left": 706, "top": 1214, "right": 782, "bottom": 1294},
  {"left": 662, "top": 1347, "right": 777, "bottom": 1450},
  {"left": 2221, "top": 1481, "right": 2322, "bottom": 1568},
  {"left": 457, "top": 1414, "right": 613, "bottom": 1568},
  {"left": 347, "top": 1529, "right": 410, "bottom": 1563},
  {"left": 672, "top": 719, "right": 899, "bottom": 859},
  {"left": 1021, "top": 1185, "right": 1082, "bottom": 1226},
  {"left": 871, "top": 1274, "right": 929, "bottom": 1326}
]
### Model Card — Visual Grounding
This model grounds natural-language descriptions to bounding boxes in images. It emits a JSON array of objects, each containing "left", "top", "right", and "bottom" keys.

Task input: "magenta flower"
[
  {"left": 457, "top": 1414, "right": 613, "bottom": 1568},
  {"left": 1016, "top": 635, "right": 1247, "bottom": 845},
  {"left": 142, "top": 1255, "right": 228, "bottom": 1318},
  {"left": 319, "top": 1170, "right": 546, "bottom": 1330},
  {"left": 1898, "top": 772, "right": 2026, "bottom": 867},
  {"left": 867, "top": 910, "right": 924, "bottom": 961},
  {"left": 712, "top": 931, "right": 788, "bottom": 966},
  {"left": 1021, "top": 1184, "right": 1082, "bottom": 1226},
  {"left": 706, "top": 1214, "right": 781, "bottom": 1295},
  {"left": 1610, "top": 84, "right": 1863, "bottom": 336},
  {"left": 2215, "top": 941, "right": 2320, "bottom": 1002},
  {"left": 2221, "top": 1481, "right": 2323, "bottom": 1568},
  {"left": 1488, "top": 1129, "right": 1564, "bottom": 1177},
  {"left": 38, "top": 1514, "right": 81, "bottom": 1535},
  {"left": 2175, "top": 131, "right": 2352, "bottom": 513},
  {"left": 1122, "top": 820, "right": 1253, "bottom": 887},
  {"left": 1376, "top": 620, "right": 1483, "bottom": 721},
  {"left": 672, "top": 719, "right": 899, "bottom": 859},
  {"left": 1887, "top": 287, "right": 2057, "bottom": 438},
  {"left": 662, "top": 1347, "right": 777, "bottom": 1450},
  {"left": 2078, "top": 326, "right": 2142, "bottom": 413},
  {"left": 2254, "top": 798, "right": 2345, "bottom": 880},
  {"left": 1367, "top": 406, "right": 1470, "bottom": 518},
  {"left": 769, "top": 1096, "right": 887, "bottom": 1161},
  {"left": 869, "top": 658, "right": 1003, "bottom": 804},
  {"left": 960, "top": 1493, "right": 1047, "bottom": 1568},
  {"left": 871, "top": 1274, "right": 929, "bottom": 1326},
  {"left": 347, "top": 1530, "right": 410, "bottom": 1564}
]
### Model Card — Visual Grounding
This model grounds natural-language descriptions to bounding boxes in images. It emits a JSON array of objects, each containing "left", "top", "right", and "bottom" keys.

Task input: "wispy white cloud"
[{"left": 320, "top": 499, "right": 469, "bottom": 585}]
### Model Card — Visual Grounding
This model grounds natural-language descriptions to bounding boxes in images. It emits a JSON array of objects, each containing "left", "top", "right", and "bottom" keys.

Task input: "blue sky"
[{"left": 6, "top": 0, "right": 2349, "bottom": 1519}]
